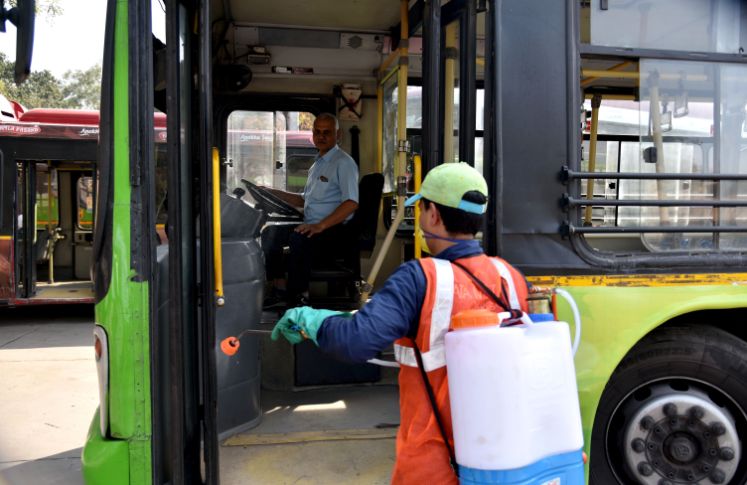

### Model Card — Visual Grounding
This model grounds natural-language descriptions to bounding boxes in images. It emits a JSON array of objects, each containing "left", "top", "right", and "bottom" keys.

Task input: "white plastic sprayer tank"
[{"left": 445, "top": 309, "right": 584, "bottom": 484}]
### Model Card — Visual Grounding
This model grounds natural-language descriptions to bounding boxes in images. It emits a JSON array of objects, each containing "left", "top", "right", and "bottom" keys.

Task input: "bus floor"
[
  {"left": 31, "top": 281, "right": 94, "bottom": 302},
  {"left": 220, "top": 379, "right": 399, "bottom": 483}
]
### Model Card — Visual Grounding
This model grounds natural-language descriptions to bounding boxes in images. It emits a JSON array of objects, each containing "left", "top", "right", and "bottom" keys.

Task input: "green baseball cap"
[{"left": 404, "top": 162, "right": 488, "bottom": 214}]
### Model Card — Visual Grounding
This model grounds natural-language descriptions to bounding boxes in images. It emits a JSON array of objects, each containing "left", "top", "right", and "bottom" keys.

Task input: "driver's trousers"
[{"left": 261, "top": 222, "right": 353, "bottom": 299}]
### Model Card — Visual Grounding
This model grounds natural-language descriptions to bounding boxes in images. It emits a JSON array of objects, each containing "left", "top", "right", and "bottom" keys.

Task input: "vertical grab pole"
[
  {"left": 647, "top": 72, "right": 672, "bottom": 228},
  {"left": 396, "top": 0, "right": 409, "bottom": 209},
  {"left": 47, "top": 161, "right": 55, "bottom": 283},
  {"left": 363, "top": 207, "right": 405, "bottom": 301},
  {"left": 413, "top": 155, "right": 423, "bottom": 258},
  {"left": 362, "top": 0, "right": 410, "bottom": 301},
  {"left": 583, "top": 94, "right": 601, "bottom": 225},
  {"left": 443, "top": 21, "right": 457, "bottom": 164},
  {"left": 212, "top": 147, "right": 225, "bottom": 306},
  {"left": 376, "top": 84, "right": 384, "bottom": 174}
]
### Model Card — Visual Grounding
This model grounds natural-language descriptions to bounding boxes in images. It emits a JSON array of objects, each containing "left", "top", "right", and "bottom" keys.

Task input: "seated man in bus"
[{"left": 261, "top": 113, "right": 359, "bottom": 308}]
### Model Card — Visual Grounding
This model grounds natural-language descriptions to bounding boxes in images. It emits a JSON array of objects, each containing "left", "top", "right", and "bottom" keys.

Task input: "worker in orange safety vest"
[{"left": 272, "top": 162, "right": 530, "bottom": 483}]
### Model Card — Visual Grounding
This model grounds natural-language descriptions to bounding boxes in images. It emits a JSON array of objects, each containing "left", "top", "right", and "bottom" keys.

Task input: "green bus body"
[
  {"left": 82, "top": 1, "right": 153, "bottom": 482},
  {"left": 549, "top": 280, "right": 747, "bottom": 462}
]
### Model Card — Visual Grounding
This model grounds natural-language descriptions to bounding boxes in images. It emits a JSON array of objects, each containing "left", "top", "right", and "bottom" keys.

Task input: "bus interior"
[{"left": 195, "top": 2, "right": 414, "bottom": 481}]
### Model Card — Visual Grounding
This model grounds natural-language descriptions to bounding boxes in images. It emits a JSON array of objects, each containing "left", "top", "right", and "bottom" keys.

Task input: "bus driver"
[{"left": 260, "top": 113, "right": 359, "bottom": 308}]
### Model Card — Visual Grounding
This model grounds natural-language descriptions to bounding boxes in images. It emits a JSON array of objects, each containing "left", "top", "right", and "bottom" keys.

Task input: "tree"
[
  {"left": 7, "top": 0, "right": 62, "bottom": 19},
  {"left": 61, "top": 65, "right": 101, "bottom": 110},
  {"left": 0, "top": 53, "right": 101, "bottom": 109},
  {"left": 0, "top": 2, "right": 102, "bottom": 110},
  {"left": 0, "top": 51, "right": 67, "bottom": 108}
]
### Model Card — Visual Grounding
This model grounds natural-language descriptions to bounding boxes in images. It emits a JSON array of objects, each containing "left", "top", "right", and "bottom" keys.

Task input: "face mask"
[
  {"left": 416, "top": 224, "right": 431, "bottom": 254},
  {"left": 417, "top": 223, "right": 472, "bottom": 255}
]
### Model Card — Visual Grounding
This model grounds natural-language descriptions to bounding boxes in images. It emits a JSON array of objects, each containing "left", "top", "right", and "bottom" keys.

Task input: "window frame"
[{"left": 566, "top": 0, "right": 747, "bottom": 269}]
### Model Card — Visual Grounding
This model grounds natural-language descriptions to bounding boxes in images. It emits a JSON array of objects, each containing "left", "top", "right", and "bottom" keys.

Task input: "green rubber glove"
[{"left": 271, "top": 306, "right": 350, "bottom": 345}]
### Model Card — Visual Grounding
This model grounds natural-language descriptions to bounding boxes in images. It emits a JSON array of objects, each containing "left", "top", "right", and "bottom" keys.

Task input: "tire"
[{"left": 590, "top": 325, "right": 747, "bottom": 485}]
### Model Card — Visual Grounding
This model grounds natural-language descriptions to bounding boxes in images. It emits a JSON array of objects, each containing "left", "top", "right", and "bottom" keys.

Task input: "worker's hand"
[
  {"left": 295, "top": 222, "right": 327, "bottom": 237},
  {"left": 271, "top": 306, "right": 350, "bottom": 345}
]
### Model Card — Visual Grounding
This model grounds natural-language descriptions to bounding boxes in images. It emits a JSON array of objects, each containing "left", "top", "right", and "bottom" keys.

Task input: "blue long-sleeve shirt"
[{"left": 316, "top": 239, "right": 485, "bottom": 363}]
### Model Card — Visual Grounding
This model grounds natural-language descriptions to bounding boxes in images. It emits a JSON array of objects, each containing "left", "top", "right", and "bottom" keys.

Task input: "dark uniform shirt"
[{"left": 317, "top": 239, "right": 485, "bottom": 362}]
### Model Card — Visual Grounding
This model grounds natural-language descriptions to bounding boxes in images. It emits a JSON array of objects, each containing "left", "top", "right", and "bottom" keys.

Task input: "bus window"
[
  {"left": 580, "top": 58, "right": 747, "bottom": 253},
  {"left": 475, "top": 89, "right": 484, "bottom": 175},
  {"left": 382, "top": 76, "right": 400, "bottom": 194},
  {"left": 76, "top": 176, "right": 94, "bottom": 230},
  {"left": 35, "top": 164, "right": 59, "bottom": 229},
  {"left": 285, "top": 152, "right": 316, "bottom": 193},
  {"left": 225, "top": 110, "right": 315, "bottom": 196},
  {"left": 589, "top": 0, "right": 746, "bottom": 54},
  {"left": 154, "top": 143, "right": 168, "bottom": 242}
]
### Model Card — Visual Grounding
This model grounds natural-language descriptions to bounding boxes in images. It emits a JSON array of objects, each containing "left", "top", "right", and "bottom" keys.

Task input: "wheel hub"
[
  {"left": 624, "top": 387, "right": 740, "bottom": 485},
  {"left": 665, "top": 433, "right": 699, "bottom": 464}
]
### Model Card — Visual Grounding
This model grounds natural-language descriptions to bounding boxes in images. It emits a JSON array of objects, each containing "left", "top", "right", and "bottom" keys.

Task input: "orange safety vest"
[{"left": 391, "top": 254, "right": 529, "bottom": 484}]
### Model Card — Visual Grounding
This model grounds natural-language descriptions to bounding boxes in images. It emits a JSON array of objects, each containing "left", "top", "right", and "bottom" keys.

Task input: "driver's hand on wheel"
[{"left": 295, "top": 223, "right": 326, "bottom": 237}]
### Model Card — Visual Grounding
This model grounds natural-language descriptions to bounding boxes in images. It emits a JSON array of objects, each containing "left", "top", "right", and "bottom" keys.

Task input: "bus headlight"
[{"left": 93, "top": 325, "right": 109, "bottom": 437}]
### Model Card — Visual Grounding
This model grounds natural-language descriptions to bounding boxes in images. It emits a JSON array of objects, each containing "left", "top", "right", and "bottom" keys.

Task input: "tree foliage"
[
  {"left": 0, "top": 52, "right": 100, "bottom": 109},
  {"left": 0, "top": 1, "right": 103, "bottom": 110},
  {"left": 7, "top": 0, "right": 62, "bottom": 19},
  {"left": 61, "top": 65, "right": 101, "bottom": 109}
]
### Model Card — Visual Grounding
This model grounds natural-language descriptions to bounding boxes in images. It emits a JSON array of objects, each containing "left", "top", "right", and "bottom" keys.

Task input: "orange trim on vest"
[{"left": 391, "top": 255, "right": 529, "bottom": 484}]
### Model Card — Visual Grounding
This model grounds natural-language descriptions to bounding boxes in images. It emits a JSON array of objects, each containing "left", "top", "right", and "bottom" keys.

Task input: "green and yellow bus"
[{"left": 6, "top": 0, "right": 747, "bottom": 483}]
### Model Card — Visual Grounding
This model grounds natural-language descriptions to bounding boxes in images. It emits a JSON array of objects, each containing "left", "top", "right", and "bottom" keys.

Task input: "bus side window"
[{"left": 77, "top": 176, "right": 94, "bottom": 230}]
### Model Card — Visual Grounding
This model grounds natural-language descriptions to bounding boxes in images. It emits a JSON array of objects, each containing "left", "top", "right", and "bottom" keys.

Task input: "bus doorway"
[{"left": 14, "top": 160, "right": 95, "bottom": 302}]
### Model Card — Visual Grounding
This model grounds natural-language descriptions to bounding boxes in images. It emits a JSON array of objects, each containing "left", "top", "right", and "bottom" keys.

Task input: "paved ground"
[
  {"left": 0, "top": 305, "right": 399, "bottom": 485},
  {"left": 0, "top": 305, "right": 96, "bottom": 485}
]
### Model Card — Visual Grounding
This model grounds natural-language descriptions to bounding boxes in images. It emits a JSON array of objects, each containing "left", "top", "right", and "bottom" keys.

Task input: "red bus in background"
[
  {"left": 0, "top": 96, "right": 166, "bottom": 306},
  {"left": 0, "top": 97, "right": 314, "bottom": 306}
]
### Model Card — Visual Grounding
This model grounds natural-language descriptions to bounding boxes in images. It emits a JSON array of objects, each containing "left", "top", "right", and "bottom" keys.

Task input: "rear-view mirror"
[{"left": 0, "top": 0, "right": 35, "bottom": 84}]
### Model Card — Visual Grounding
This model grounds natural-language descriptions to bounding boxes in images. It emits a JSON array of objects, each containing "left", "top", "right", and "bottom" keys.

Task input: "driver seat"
[{"left": 309, "top": 172, "right": 384, "bottom": 304}]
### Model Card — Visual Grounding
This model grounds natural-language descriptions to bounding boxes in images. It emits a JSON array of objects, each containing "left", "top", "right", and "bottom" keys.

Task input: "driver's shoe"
[{"left": 263, "top": 288, "right": 287, "bottom": 310}]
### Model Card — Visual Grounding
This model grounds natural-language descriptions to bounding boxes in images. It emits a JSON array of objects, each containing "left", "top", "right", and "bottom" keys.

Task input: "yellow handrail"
[
  {"left": 580, "top": 61, "right": 633, "bottom": 87},
  {"left": 212, "top": 147, "right": 225, "bottom": 306},
  {"left": 581, "top": 69, "right": 707, "bottom": 82},
  {"left": 443, "top": 21, "right": 458, "bottom": 164},
  {"left": 413, "top": 155, "right": 423, "bottom": 258},
  {"left": 376, "top": 84, "right": 383, "bottom": 174},
  {"left": 362, "top": 0, "right": 410, "bottom": 301},
  {"left": 396, "top": 0, "right": 409, "bottom": 203}
]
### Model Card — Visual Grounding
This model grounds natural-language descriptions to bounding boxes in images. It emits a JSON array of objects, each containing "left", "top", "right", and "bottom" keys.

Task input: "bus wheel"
[{"left": 590, "top": 325, "right": 747, "bottom": 485}]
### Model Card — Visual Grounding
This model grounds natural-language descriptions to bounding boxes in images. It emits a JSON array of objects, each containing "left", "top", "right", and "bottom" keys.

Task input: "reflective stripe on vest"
[
  {"left": 489, "top": 258, "right": 520, "bottom": 310},
  {"left": 394, "top": 258, "right": 454, "bottom": 371}
]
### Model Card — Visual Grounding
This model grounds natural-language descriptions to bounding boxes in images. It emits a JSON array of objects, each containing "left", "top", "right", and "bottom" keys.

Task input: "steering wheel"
[{"left": 240, "top": 179, "right": 304, "bottom": 218}]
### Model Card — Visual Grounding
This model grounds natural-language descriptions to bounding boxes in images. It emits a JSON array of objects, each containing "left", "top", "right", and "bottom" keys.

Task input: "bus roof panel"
[
  {"left": 0, "top": 109, "right": 167, "bottom": 141},
  {"left": 224, "top": 0, "right": 402, "bottom": 32},
  {"left": 19, "top": 109, "right": 168, "bottom": 128},
  {"left": 19, "top": 108, "right": 101, "bottom": 125}
]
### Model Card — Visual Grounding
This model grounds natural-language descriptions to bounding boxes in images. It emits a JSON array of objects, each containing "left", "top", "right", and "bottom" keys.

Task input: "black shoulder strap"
[
  {"left": 411, "top": 338, "right": 459, "bottom": 477},
  {"left": 451, "top": 260, "right": 520, "bottom": 319}
]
